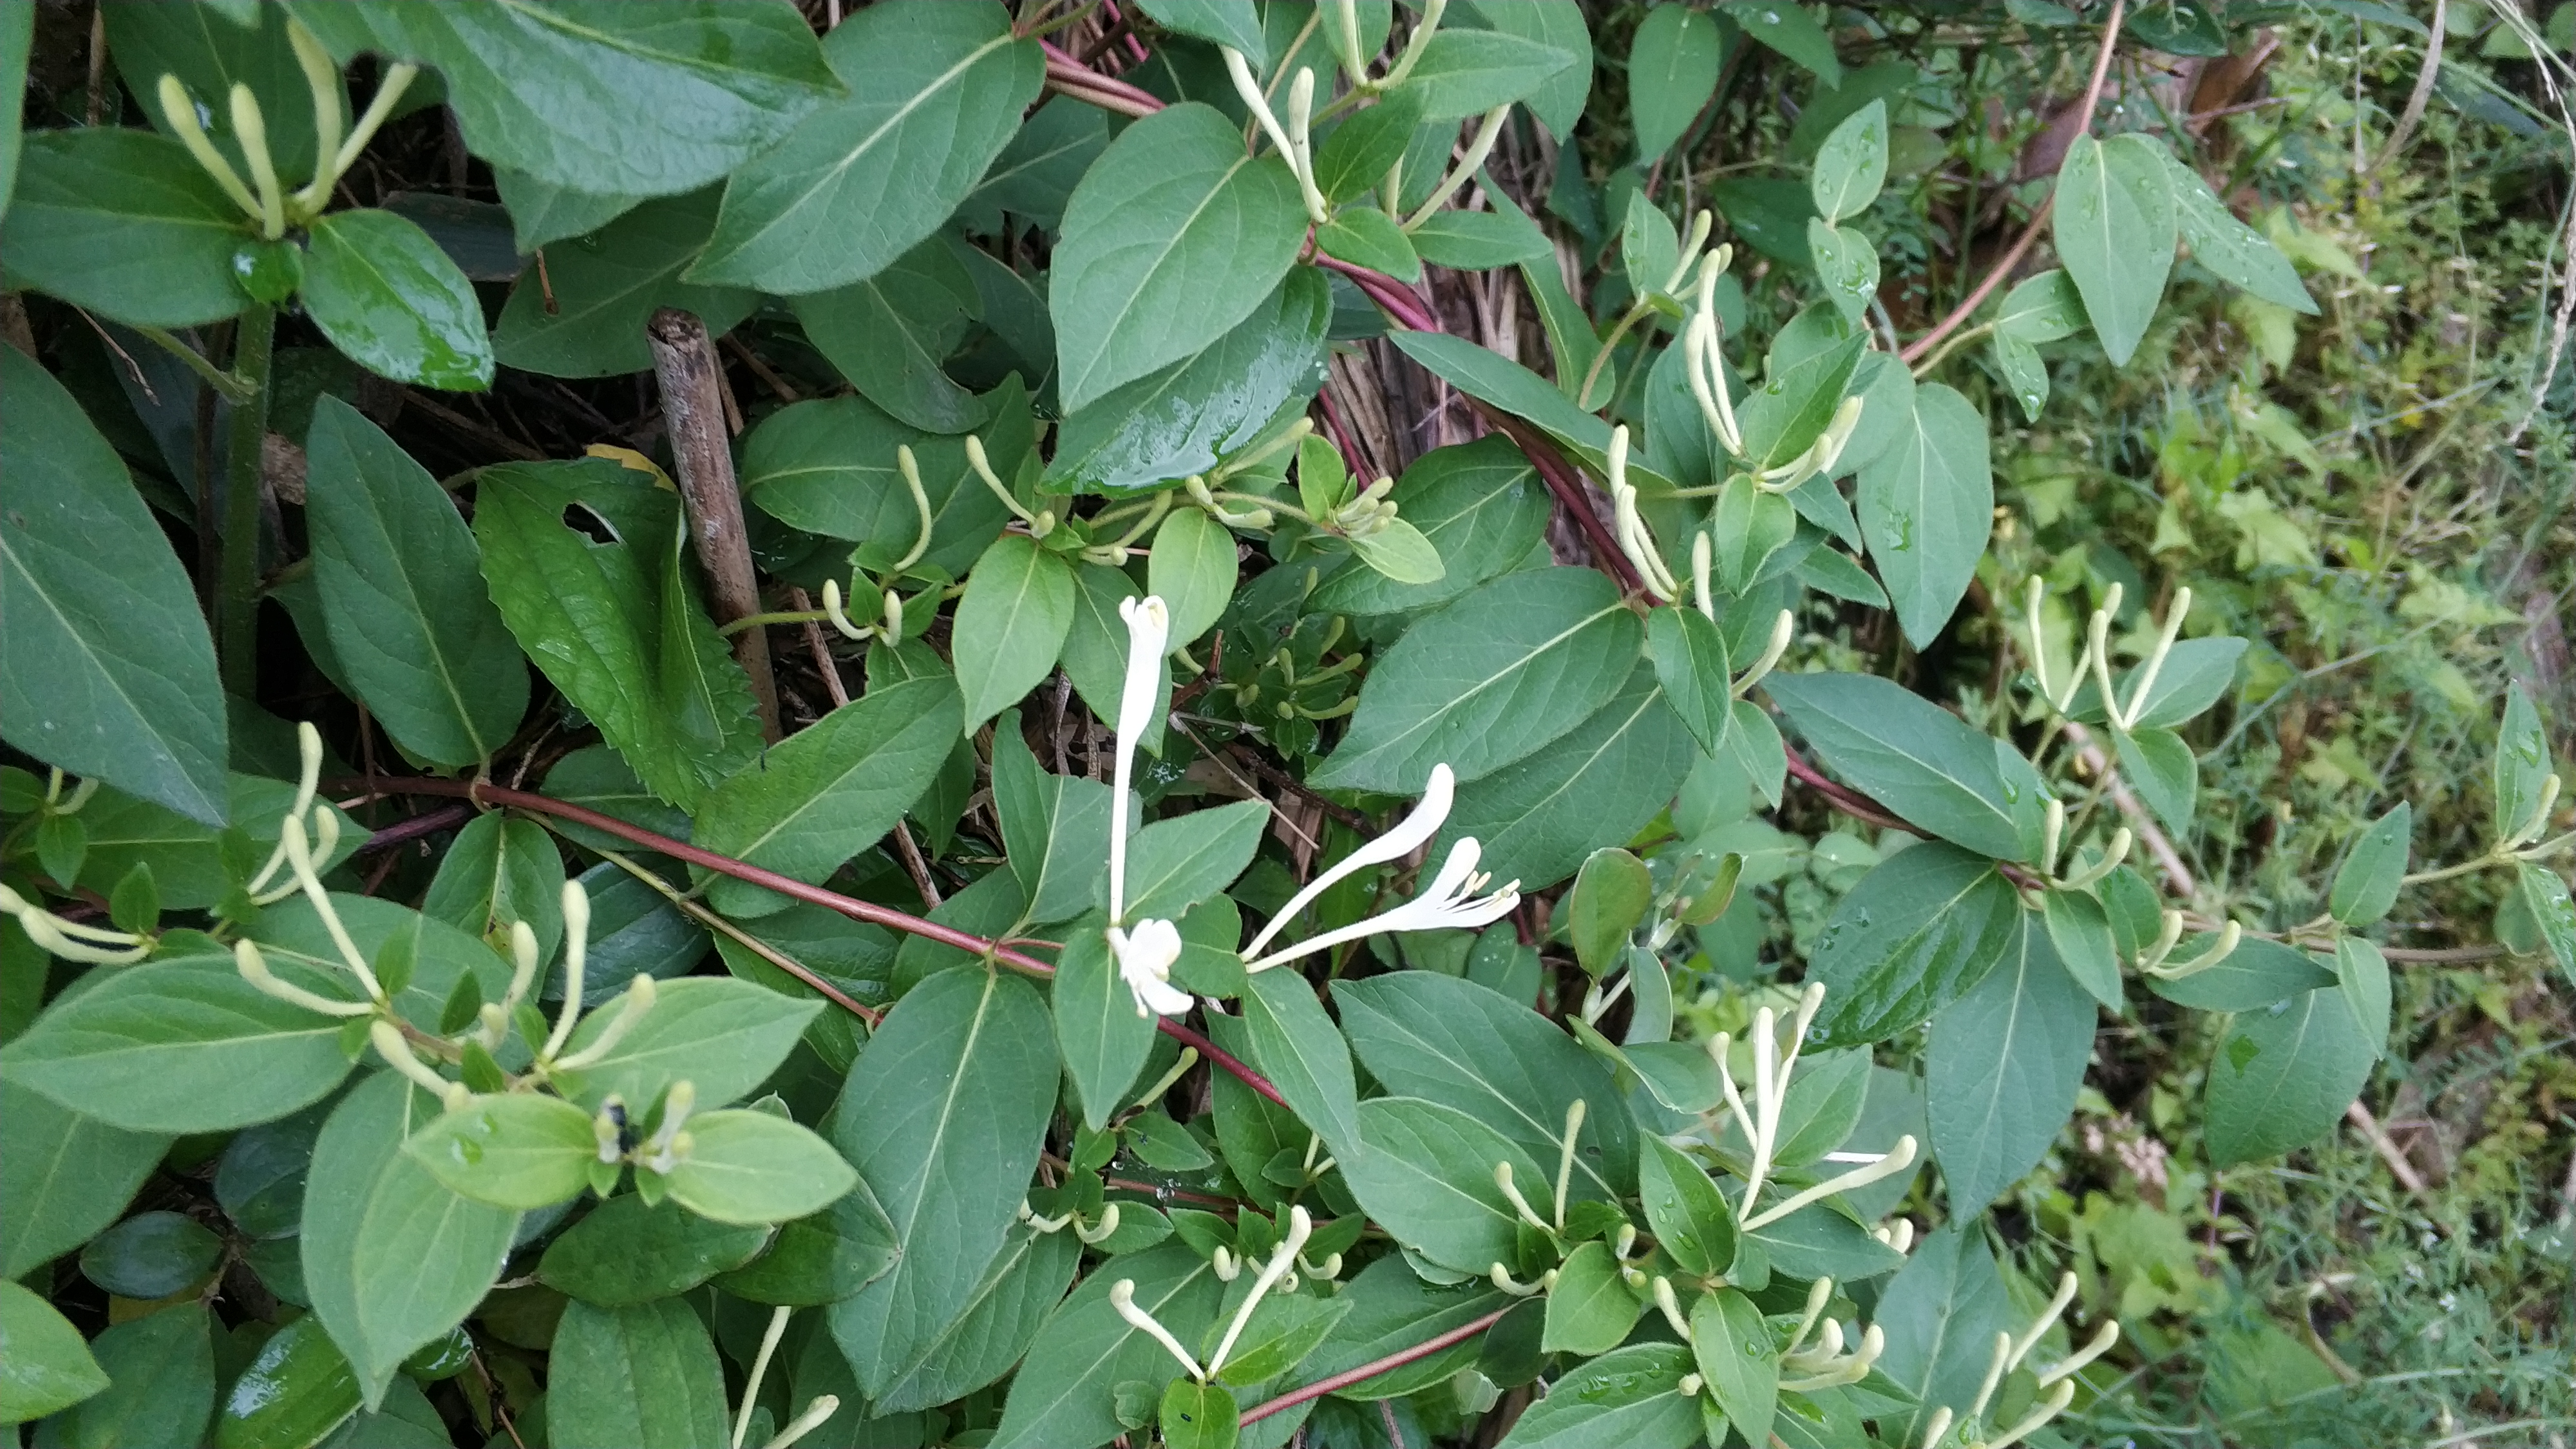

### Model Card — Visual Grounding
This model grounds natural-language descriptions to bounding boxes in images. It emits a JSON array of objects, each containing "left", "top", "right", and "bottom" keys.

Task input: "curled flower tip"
[
  {"left": 1108, "top": 919, "right": 1191, "bottom": 1018},
  {"left": 1242, "top": 762, "right": 1457, "bottom": 960},
  {"left": 1241, "top": 835, "right": 1519, "bottom": 974}
]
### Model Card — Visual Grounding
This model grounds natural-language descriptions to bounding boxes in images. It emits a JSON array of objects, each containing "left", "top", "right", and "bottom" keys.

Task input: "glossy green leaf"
[
  {"left": 304, "top": 1074, "right": 518, "bottom": 1407},
  {"left": 403, "top": 1092, "right": 596, "bottom": 1211},
  {"left": 1810, "top": 100, "right": 1888, "bottom": 222},
  {"left": 1495, "top": 1343, "right": 1698, "bottom": 1448},
  {"left": 1765, "top": 671, "right": 2028, "bottom": 859},
  {"left": 1314, "top": 568, "right": 1638, "bottom": 792},
  {"left": 1721, "top": 0, "right": 1841, "bottom": 84},
  {"left": 1692, "top": 1288, "right": 1779, "bottom": 1449},
  {"left": 301, "top": 209, "right": 495, "bottom": 390},
  {"left": 954, "top": 533, "right": 1077, "bottom": 731},
  {"left": 1239, "top": 970, "right": 1363, "bottom": 1161},
  {"left": 302, "top": 398, "right": 524, "bottom": 765},
  {"left": 2158, "top": 144, "right": 2317, "bottom": 313},
  {"left": 2052, "top": 133, "right": 2176, "bottom": 365},
  {"left": 298, "top": 0, "right": 839, "bottom": 198},
  {"left": 28, "top": 1300, "right": 212, "bottom": 1449},
  {"left": 1569, "top": 848, "right": 1653, "bottom": 977},
  {"left": 694, "top": 676, "right": 962, "bottom": 915},
  {"left": 829, "top": 969, "right": 1058, "bottom": 1398},
  {"left": 740, "top": 392, "right": 1016, "bottom": 576},
  {"left": 421, "top": 812, "right": 564, "bottom": 967},
  {"left": 0, "top": 1080, "right": 169, "bottom": 1279},
  {"left": 1336, "top": 972, "right": 1634, "bottom": 1197},
  {"left": 1625, "top": 4, "right": 1723, "bottom": 160},
  {"left": 0, "top": 130, "right": 247, "bottom": 327},
  {"left": 2329, "top": 803, "right": 2412, "bottom": 927},
  {"left": 0, "top": 348, "right": 229, "bottom": 824},
  {"left": 1433, "top": 661, "right": 1699, "bottom": 891},
  {"left": 0, "top": 1283, "right": 104, "bottom": 1426},
  {"left": 211, "top": 1311, "right": 358, "bottom": 1449},
  {"left": 0, "top": 961, "right": 353, "bottom": 1134},
  {"left": 1150, "top": 507, "right": 1240, "bottom": 647},
  {"left": 793, "top": 234, "right": 988, "bottom": 431},
  {"left": 2205, "top": 986, "right": 2378, "bottom": 1166},
  {"left": 1341, "top": 1096, "right": 1550, "bottom": 1274},
  {"left": 989, "top": 1245, "right": 1225, "bottom": 1449},
  {"left": 1853, "top": 381, "right": 1993, "bottom": 649},
  {"left": 690, "top": 1, "right": 1041, "bottom": 293},
  {"left": 1806, "top": 843, "right": 2022, "bottom": 1047},
  {"left": 538, "top": 1191, "right": 765, "bottom": 1306},
  {"left": 1927, "top": 913, "right": 2094, "bottom": 1210},
  {"left": 2517, "top": 863, "right": 2576, "bottom": 989},
  {"left": 1735, "top": 319, "right": 1862, "bottom": 474},
  {"left": 492, "top": 166, "right": 641, "bottom": 251},
  {"left": 492, "top": 188, "right": 757, "bottom": 378},
  {"left": 1539, "top": 1240, "right": 1640, "bottom": 1354},
  {"left": 79, "top": 1210, "right": 218, "bottom": 1299},
  {"left": 2494, "top": 685, "right": 2552, "bottom": 845},
  {"left": 1050, "top": 102, "right": 1307, "bottom": 411},
  {"left": 545, "top": 1299, "right": 728, "bottom": 1449},
  {"left": 1807, "top": 217, "right": 1880, "bottom": 325},
  {"left": 1636, "top": 1135, "right": 1738, "bottom": 1276},
  {"left": 715, "top": 1179, "right": 898, "bottom": 1305},
  {"left": 1314, "top": 439, "right": 1546, "bottom": 616}
]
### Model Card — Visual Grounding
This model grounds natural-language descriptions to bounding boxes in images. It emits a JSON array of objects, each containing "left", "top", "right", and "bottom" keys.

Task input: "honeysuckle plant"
[{"left": 0, "top": 3, "right": 2565, "bottom": 1448}]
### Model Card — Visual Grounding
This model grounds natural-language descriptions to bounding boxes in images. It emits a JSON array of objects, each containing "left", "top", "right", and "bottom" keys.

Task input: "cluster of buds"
[
  {"left": 1712, "top": 984, "right": 1920, "bottom": 1231},
  {"left": 1918, "top": 1271, "right": 2120, "bottom": 1449},
  {"left": 819, "top": 443, "right": 938, "bottom": 647},
  {"left": 2, "top": 762, "right": 147, "bottom": 963},
  {"left": 2020, "top": 577, "right": 2193, "bottom": 734},
  {"left": 1111, "top": 1206, "right": 1320, "bottom": 1386},
  {"left": 156, "top": 16, "right": 416, "bottom": 243},
  {"left": 1681, "top": 249, "right": 1868, "bottom": 490}
]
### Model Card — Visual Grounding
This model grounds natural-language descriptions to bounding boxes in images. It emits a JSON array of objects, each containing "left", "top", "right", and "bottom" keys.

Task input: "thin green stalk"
[
  {"left": 219, "top": 303, "right": 276, "bottom": 697},
  {"left": 137, "top": 327, "right": 258, "bottom": 403}
]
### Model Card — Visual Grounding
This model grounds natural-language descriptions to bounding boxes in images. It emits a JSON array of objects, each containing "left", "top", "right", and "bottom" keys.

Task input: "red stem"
[
  {"left": 1237, "top": 1307, "right": 1514, "bottom": 1426},
  {"left": 1477, "top": 412, "right": 1646, "bottom": 595},
  {"left": 334, "top": 777, "right": 1291, "bottom": 1108}
]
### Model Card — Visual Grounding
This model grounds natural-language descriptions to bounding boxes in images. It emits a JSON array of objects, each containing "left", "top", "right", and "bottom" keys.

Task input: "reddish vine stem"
[
  {"left": 332, "top": 777, "right": 1292, "bottom": 1108},
  {"left": 1899, "top": 0, "right": 2127, "bottom": 365},
  {"left": 1477, "top": 412, "right": 1647, "bottom": 595},
  {"left": 1237, "top": 1307, "right": 1513, "bottom": 1426}
]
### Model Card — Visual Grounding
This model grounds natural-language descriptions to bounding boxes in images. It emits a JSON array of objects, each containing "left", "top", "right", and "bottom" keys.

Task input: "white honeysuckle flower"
[
  {"left": 1244, "top": 835, "right": 1520, "bottom": 975},
  {"left": 1108, "top": 595, "right": 1170, "bottom": 925},
  {"left": 1240, "top": 762, "right": 1458, "bottom": 960},
  {"left": 1110, "top": 918, "right": 1191, "bottom": 1018}
]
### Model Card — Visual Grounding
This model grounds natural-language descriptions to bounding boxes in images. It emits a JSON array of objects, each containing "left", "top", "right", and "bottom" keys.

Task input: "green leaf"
[
  {"left": 1050, "top": 102, "right": 1307, "bottom": 412},
  {"left": 1291, "top": 1255, "right": 1506, "bottom": 1400},
  {"left": 1854, "top": 381, "right": 1993, "bottom": 649},
  {"left": 989, "top": 1245, "right": 1225, "bottom": 1449},
  {"left": 1335, "top": 972, "right": 1635, "bottom": 1197},
  {"left": 0, "top": 3, "right": 21, "bottom": 222},
  {"left": 492, "top": 166, "right": 641, "bottom": 251},
  {"left": 1385, "top": 330, "right": 1643, "bottom": 483},
  {"left": 1708, "top": 474, "right": 1800, "bottom": 595},
  {"left": 2329, "top": 803, "right": 2411, "bottom": 927},
  {"left": 1209, "top": 1290, "right": 1349, "bottom": 1387},
  {"left": 1150, "top": 507, "right": 1239, "bottom": 647},
  {"left": 493, "top": 188, "right": 757, "bottom": 379},
  {"left": 2052, "top": 133, "right": 2176, "bottom": 365},
  {"left": 742, "top": 391, "right": 1018, "bottom": 576},
  {"left": 301, "top": 209, "right": 495, "bottom": 390},
  {"left": 28, "top": 1300, "right": 212, "bottom": 1449},
  {"left": 2337, "top": 936, "right": 2391, "bottom": 1059},
  {"left": 994, "top": 728, "right": 1119, "bottom": 929},
  {"left": 1806, "top": 218, "right": 1880, "bottom": 325},
  {"left": 210, "top": 1311, "right": 359, "bottom": 1449},
  {"left": 1314, "top": 439, "right": 1546, "bottom": 616},
  {"left": 303, "top": 1074, "right": 518, "bottom": 1408},
  {"left": 1135, "top": 0, "right": 1266, "bottom": 55},
  {"left": 1119, "top": 800, "right": 1271, "bottom": 925},
  {"left": 1721, "top": 0, "right": 1842, "bottom": 84},
  {"left": 1569, "top": 848, "right": 1653, "bottom": 977},
  {"left": 954, "top": 533, "right": 1077, "bottom": 732},
  {"left": 300, "top": 399, "right": 523, "bottom": 765},
  {"left": 829, "top": 969, "right": 1058, "bottom": 1399},
  {"left": 2111, "top": 723, "right": 2197, "bottom": 834},
  {"left": 1052, "top": 914, "right": 1155, "bottom": 1132},
  {"left": 1495, "top": 1343, "right": 1698, "bottom": 1448},
  {"left": 2042, "top": 887, "right": 2122, "bottom": 1007},
  {"left": 1691, "top": 1288, "right": 1779, "bottom": 1449},
  {"left": 1766, "top": 672, "right": 2030, "bottom": 859},
  {"left": 1409, "top": 200, "right": 1553, "bottom": 269},
  {"left": 0, "top": 1080, "right": 169, "bottom": 1279},
  {"left": 1541, "top": 1240, "right": 1642, "bottom": 1354},
  {"left": 2146, "top": 935, "right": 2338, "bottom": 1012},
  {"left": 1872, "top": 1229, "right": 2012, "bottom": 1448},
  {"left": 1313, "top": 568, "right": 1639, "bottom": 792},
  {"left": 689, "top": 1, "right": 1041, "bottom": 293},
  {"left": 1735, "top": 318, "right": 1862, "bottom": 473},
  {"left": 79, "top": 1210, "right": 218, "bottom": 1300},
  {"left": 1045, "top": 269, "right": 1332, "bottom": 495},
  {"left": 0, "top": 1282, "right": 105, "bottom": 1426},
  {"left": 1626, "top": 3, "right": 1725, "bottom": 160},
  {"left": 1397, "top": 29, "right": 1578, "bottom": 120},
  {"left": 545, "top": 1299, "right": 728, "bottom": 1449},
  {"left": 794, "top": 233, "right": 989, "bottom": 432},
  {"left": 420, "top": 808, "right": 562, "bottom": 963},
  {"left": 715, "top": 1179, "right": 897, "bottom": 1305},
  {"left": 1311, "top": 90, "right": 1424, "bottom": 204},
  {"left": 1456, "top": 0, "right": 1591, "bottom": 138},
  {"left": 255, "top": 893, "right": 513, "bottom": 1039},
  {"left": 1432, "top": 661, "right": 1700, "bottom": 891},
  {"left": 1635, "top": 1136, "right": 1737, "bottom": 1277},
  {"left": 693, "top": 676, "right": 962, "bottom": 916},
  {"left": 1318, "top": 205, "right": 1422, "bottom": 283},
  {"left": 301, "top": 0, "right": 839, "bottom": 198},
  {"left": 1994, "top": 268, "right": 2088, "bottom": 343},
  {"left": 404, "top": 1093, "right": 596, "bottom": 1211},
  {"left": 1806, "top": 844, "right": 2022, "bottom": 1047},
  {"left": 1347, "top": 517, "right": 1446, "bottom": 585},
  {"left": 2157, "top": 145, "right": 2318, "bottom": 314},
  {"left": 554, "top": 976, "right": 822, "bottom": 1113},
  {"left": 2204, "top": 986, "right": 2378, "bottom": 1166},
  {"left": 2494, "top": 685, "right": 2552, "bottom": 845},
  {"left": 1810, "top": 100, "right": 1888, "bottom": 222},
  {"left": 1645, "top": 605, "right": 1732, "bottom": 756},
  {"left": 2076, "top": 636, "right": 2249, "bottom": 730},
  {"left": 538, "top": 1191, "right": 766, "bottom": 1306},
  {"left": 1340, "top": 1095, "right": 1550, "bottom": 1274},
  {"left": 0, "top": 348, "right": 229, "bottom": 824},
  {"left": 874, "top": 1223, "right": 1081, "bottom": 1413},
  {"left": 1159, "top": 1377, "right": 1238, "bottom": 1449},
  {"left": 664, "top": 1109, "right": 857, "bottom": 1224},
  {"left": 1237, "top": 971, "right": 1363, "bottom": 1161},
  {"left": 2516, "top": 862, "right": 2576, "bottom": 990},
  {"left": 0, "top": 961, "right": 354, "bottom": 1134},
  {"left": 0, "top": 130, "right": 247, "bottom": 327},
  {"left": 1927, "top": 913, "right": 2094, "bottom": 1210}
]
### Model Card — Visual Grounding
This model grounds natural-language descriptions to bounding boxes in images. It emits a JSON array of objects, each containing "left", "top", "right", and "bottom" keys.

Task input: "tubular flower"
[{"left": 1244, "top": 835, "right": 1520, "bottom": 975}]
